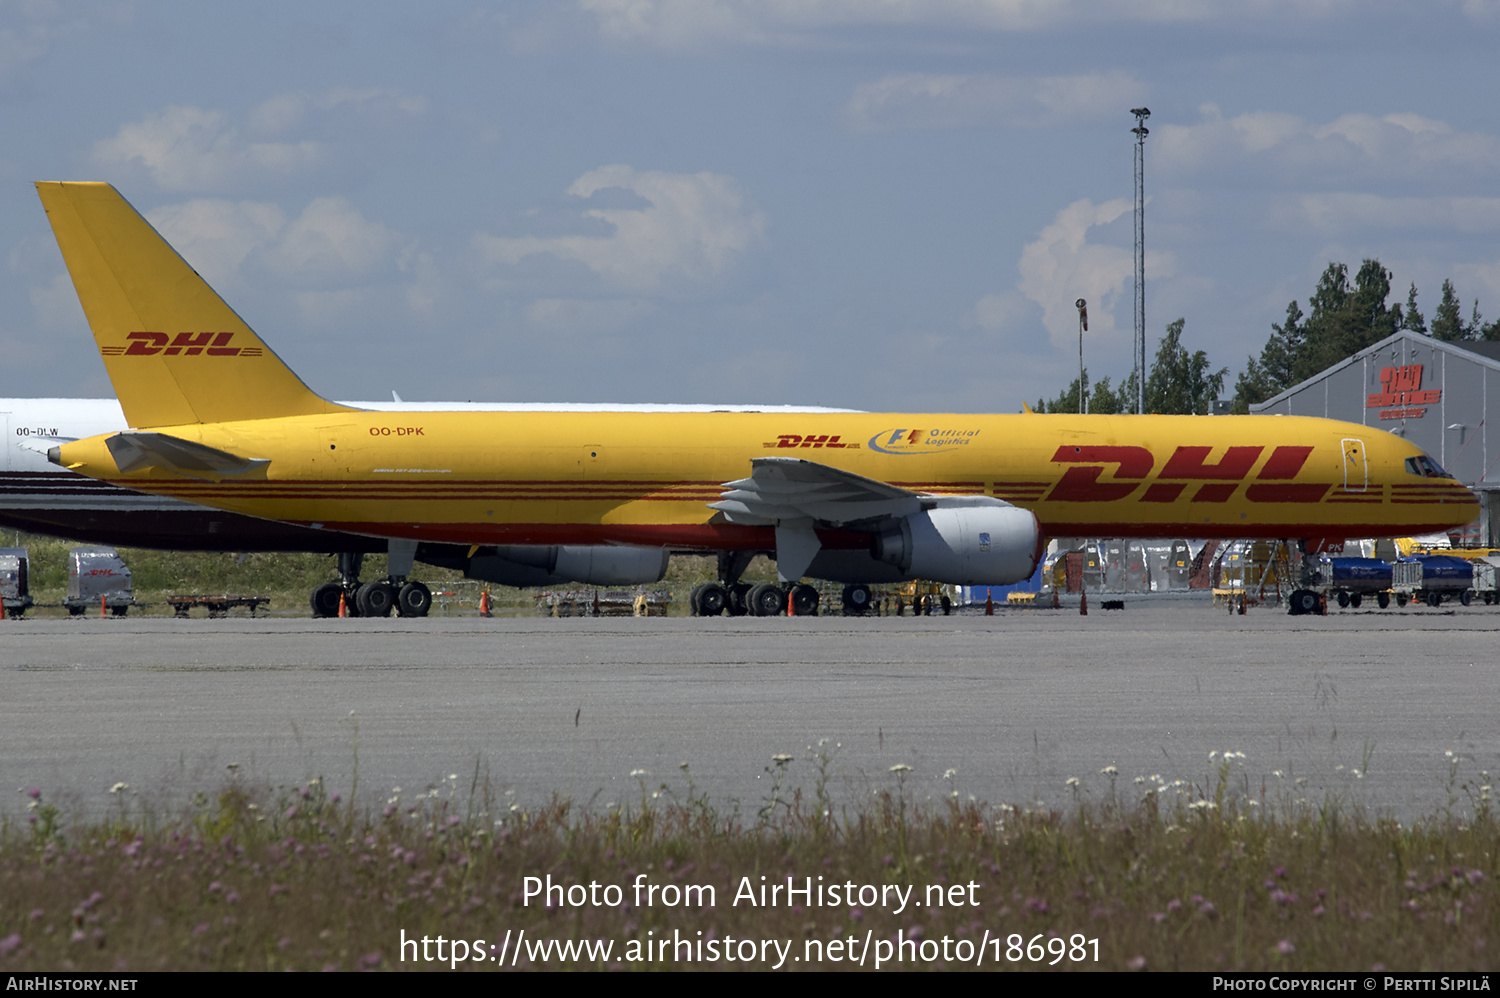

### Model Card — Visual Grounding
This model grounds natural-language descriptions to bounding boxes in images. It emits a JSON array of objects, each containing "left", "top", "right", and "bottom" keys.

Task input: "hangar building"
[{"left": 1251, "top": 330, "right": 1500, "bottom": 546}]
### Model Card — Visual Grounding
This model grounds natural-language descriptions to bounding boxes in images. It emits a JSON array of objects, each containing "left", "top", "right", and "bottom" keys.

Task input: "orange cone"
[
  {"left": 0, "top": 599, "right": 6, "bottom": 621},
  {"left": 985, "top": 591, "right": 994, "bottom": 616},
  {"left": 1079, "top": 590, "right": 1088, "bottom": 616},
  {"left": 788, "top": 588, "right": 796, "bottom": 616},
  {"left": 100, "top": 595, "right": 107, "bottom": 619},
  {"left": 337, "top": 590, "right": 348, "bottom": 618},
  {"left": 479, "top": 589, "right": 491, "bottom": 617}
]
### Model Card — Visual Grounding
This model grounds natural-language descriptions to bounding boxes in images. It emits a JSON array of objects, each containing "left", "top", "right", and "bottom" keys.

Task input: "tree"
[
  {"left": 1295, "top": 260, "right": 1396, "bottom": 380},
  {"left": 1143, "top": 318, "right": 1227, "bottom": 415},
  {"left": 1400, "top": 282, "right": 1426, "bottom": 334},
  {"left": 1431, "top": 279, "right": 1466, "bottom": 341},
  {"left": 1231, "top": 300, "right": 1303, "bottom": 413}
]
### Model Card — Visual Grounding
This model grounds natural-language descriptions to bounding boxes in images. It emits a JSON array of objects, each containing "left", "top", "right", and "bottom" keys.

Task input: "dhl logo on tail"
[{"left": 100, "top": 332, "right": 263, "bottom": 358}]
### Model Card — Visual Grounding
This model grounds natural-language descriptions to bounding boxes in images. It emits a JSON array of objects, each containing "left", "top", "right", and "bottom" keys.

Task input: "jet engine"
[{"left": 868, "top": 499, "right": 1041, "bottom": 585}]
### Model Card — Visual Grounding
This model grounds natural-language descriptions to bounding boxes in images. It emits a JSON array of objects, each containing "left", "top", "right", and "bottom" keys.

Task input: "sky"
[{"left": 2, "top": 0, "right": 1498, "bottom": 412}]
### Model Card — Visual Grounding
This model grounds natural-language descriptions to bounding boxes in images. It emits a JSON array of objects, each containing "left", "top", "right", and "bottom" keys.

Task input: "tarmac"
[{"left": 1, "top": 598, "right": 1496, "bottom": 823}]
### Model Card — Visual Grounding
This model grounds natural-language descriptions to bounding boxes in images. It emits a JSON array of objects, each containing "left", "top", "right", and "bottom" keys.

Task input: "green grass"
[{"left": 0, "top": 760, "right": 1493, "bottom": 971}]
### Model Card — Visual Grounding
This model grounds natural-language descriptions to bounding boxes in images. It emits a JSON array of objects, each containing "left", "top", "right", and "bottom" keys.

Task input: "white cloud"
[
  {"left": 1156, "top": 105, "right": 1500, "bottom": 179},
  {"left": 146, "top": 197, "right": 394, "bottom": 289},
  {"left": 525, "top": 297, "right": 658, "bottom": 335},
  {"left": 92, "top": 90, "right": 426, "bottom": 193},
  {"left": 1276, "top": 194, "right": 1500, "bottom": 235},
  {"left": 846, "top": 71, "right": 1147, "bottom": 131},
  {"left": 474, "top": 164, "right": 768, "bottom": 294},
  {"left": 93, "top": 106, "right": 325, "bottom": 193},
  {"left": 963, "top": 290, "right": 1030, "bottom": 334}
]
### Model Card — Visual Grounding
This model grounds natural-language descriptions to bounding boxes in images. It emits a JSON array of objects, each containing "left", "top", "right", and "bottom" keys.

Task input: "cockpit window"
[{"left": 1405, "top": 454, "right": 1448, "bottom": 478}]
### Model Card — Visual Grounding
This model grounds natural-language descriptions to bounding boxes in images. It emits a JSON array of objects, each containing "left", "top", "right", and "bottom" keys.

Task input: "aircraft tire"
[
  {"left": 747, "top": 583, "right": 785, "bottom": 617},
  {"left": 310, "top": 582, "right": 343, "bottom": 618},
  {"left": 1377, "top": 592, "right": 1390, "bottom": 609},
  {"left": 696, "top": 582, "right": 728, "bottom": 617},
  {"left": 788, "top": 583, "right": 819, "bottom": 616},
  {"left": 841, "top": 583, "right": 874, "bottom": 615},
  {"left": 726, "top": 583, "right": 751, "bottom": 616},
  {"left": 357, "top": 581, "right": 396, "bottom": 617},
  {"left": 1288, "top": 589, "right": 1319, "bottom": 615},
  {"left": 397, "top": 581, "right": 432, "bottom": 617}
]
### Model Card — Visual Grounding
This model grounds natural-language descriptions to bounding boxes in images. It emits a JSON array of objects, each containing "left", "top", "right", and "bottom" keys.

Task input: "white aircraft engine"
[
  {"left": 464, "top": 545, "right": 669, "bottom": 587},
  {"left": 871, "top": 500, "right": 1040, "bottom": 585}
]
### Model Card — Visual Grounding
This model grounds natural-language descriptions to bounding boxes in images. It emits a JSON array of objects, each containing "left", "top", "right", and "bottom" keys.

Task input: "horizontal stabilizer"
[{"left": 103, "top": 431, "right": 269, "bottom": 477}]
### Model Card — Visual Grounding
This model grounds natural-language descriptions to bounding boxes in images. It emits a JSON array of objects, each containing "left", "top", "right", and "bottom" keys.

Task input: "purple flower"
[{"left": 0, "top": 933, "right": 21, "bottom": 956}]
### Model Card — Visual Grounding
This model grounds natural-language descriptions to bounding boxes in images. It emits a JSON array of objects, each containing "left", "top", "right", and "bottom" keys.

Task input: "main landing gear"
[
  {"left": 688, "top": 551, "right": 829, "bottom": 617},
  {"left": 310, "top": 547, "right": 433, "bottom": 619}
]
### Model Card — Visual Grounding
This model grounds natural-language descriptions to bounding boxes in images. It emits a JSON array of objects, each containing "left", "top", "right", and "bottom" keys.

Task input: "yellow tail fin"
[{"left": 36, "top": 182, "right": 352, "bottom": 428}]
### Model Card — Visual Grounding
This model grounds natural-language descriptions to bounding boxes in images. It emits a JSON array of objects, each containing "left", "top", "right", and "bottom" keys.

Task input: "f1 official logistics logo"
[
  {"left": 1046, "top": 444, "right": 1328, "bottom": 504},
  {"left": 868, "top": 427, "right": 981, "bottom": 455},
  {"left": 100, "top": 331, "right": 262, "bottom": 358}
]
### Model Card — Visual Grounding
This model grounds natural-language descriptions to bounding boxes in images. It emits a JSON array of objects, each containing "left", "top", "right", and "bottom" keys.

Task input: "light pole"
[
  {"left": 1131, "top": 107, "right": 1150, "bottom": 415},
  {"left": 1075, "top": 298, "right": 1088, "bottom": 414}
]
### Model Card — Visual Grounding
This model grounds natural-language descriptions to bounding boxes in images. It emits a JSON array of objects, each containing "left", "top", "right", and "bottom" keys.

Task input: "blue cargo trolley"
[
  {"left": 1392, "top": 555, "right": 1475, "bottom": 608},
  {"left": 1319, "top": 556, "right": 1394, "bottom": 609}
]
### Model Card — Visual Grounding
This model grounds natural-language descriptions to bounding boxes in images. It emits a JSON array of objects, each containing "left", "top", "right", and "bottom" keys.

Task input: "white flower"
[
  {"left": 889, "top": 764, "right": 913, "bottom": 774},
  {"left": 1102, "top": 766, "right": 1118, "bottom": 777},
  {"left": 630, "top": 769, "right": 648, "bottom": 777},
  {"left": 109, "top": 782, "right": 129, "bottom": 794},
  {"left": 1065, "top": 777, "right": 1081, "bottom": 788}
]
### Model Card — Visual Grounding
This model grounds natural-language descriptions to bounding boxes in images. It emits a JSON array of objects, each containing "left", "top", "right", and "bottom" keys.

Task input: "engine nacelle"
[
  {"left": 870, "top": 499, "right": 1040, "bottom": 585},
  {"left": 461, "top": 545, "right": 669, "bottom": 588}
]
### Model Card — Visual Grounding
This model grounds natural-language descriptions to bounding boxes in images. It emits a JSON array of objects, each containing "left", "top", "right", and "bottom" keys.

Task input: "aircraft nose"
[{"left": 46, "top": 445, "right": 62, "bottom": 466}]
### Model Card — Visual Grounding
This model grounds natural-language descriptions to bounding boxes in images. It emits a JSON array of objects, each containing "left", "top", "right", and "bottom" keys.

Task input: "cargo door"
[{"left": 1341, "top": 438, "right": 1367, "bottom": 492}]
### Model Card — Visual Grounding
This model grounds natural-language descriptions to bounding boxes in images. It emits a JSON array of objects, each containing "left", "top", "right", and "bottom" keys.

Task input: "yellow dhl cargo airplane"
[{"left": 39, "top": 182, "right": 1478, "bottom": 615}]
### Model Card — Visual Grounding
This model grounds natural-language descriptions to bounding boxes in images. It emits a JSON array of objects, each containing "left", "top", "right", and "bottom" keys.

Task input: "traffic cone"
[
  {"left": 0, "top": 599, "right": 7, "bottom": 621},
  {"left": 788, "top": 588, "right": 796, "bottom": 616},
  {"left": 985, "top": 591, "right": 994, "bottom": 616},
  {"left": 100, "top": 595, "right": 107, "bottom": 619},
  {"left": 337, "top": 590, "right": 348, "bottom": 618},
  {"left": 479, "top": 589, "right": 491, "bottom": 617},
  {"left": 1079, "top": 590, "right": 1088, "bottom": 616}
]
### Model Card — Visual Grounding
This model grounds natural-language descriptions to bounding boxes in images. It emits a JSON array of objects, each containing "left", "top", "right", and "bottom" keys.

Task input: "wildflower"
[
  {"left": 1128, "top": 956, "right": 1146, "bottom": 971},
  {"left": 889, "top": 764, "right": 913, "bottom": 774},
  {"left": 944, "top": 769, "right": 958, "bottom": 780},
  {"left": 1276, "top": 939, "right": 1295, "bottom": 955},
  {"left": 629, "top": 769, "right": 647, "bottom": 777},
  {"left": 771, "top": 754, "right": 793, "bottom": 766},
  {"left": 26, "top": 788, "right": 40, "bottom": 800},
  {"left": 1101, "top": 766, "right": 1118, "bottom": 777},
  {"left": 0, "top": 934, "right": 21, "bottom": 956},
  {"left": 109, "top": 782, "right": 128, "bottom": 794},
  {"left": 1066, "top": 777, "right": 1081, "bottom": 788}
]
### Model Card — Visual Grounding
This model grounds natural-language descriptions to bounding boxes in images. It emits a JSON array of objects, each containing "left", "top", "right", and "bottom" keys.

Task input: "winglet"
[
  {"left": 36, "top": 182, "right": 353, "bottom": 428},
  {"left": 1021, "top": 401, "right": 1035, "bottom": 414}
]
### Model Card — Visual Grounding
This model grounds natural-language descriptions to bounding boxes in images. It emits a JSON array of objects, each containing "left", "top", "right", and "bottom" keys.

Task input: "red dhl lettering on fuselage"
[
  {"left": 99, "top": 332, "right": 263, "bottom": 358},
  {"left": 1046, "top": 444, "right": 1329, "bottom": 504},
  {"left": 764, "top": 434, "right": 855, "bottom": 449}
]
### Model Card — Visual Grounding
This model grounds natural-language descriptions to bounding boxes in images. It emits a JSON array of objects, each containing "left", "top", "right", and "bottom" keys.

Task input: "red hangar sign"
[{"left": 1367, "top": 365, "right": 1441, "bottom": 421}]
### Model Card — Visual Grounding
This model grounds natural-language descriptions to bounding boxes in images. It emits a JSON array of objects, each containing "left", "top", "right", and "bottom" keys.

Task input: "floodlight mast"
[
  {"left": 1075, "top": 298, "right": 1088, "bottom": 414},
  {"left": 1131, "top": 107, "right": 1150, "bottom": 415}
]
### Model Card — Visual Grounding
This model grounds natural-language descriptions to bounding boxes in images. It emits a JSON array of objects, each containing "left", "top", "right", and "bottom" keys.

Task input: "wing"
[{"left": 709, "top": 456, "right": 924, "bottom": 527}]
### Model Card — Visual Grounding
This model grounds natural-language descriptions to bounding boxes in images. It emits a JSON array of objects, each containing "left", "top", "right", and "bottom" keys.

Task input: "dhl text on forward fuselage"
[{"left": 58, "top": 411, "right": 1477, "bottom": 548}]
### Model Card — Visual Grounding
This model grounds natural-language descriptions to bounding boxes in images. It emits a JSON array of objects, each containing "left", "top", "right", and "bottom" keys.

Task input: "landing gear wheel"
[
  {"left": 1426, "top": 590, "right": 1443, "bottom": 608},
  {"left": 1336, "top": 590, "right": 1350, "bottom": 608},
  {"left": 842, "top": 583, "right": 874, "bottom": 615},
  {"left": 1349, "top": 592, "right": 1363, "bottom": 608},
  {"left": 68, "top": 605, "right": 83, "bottom": 617},
  {"left": 356, "top": 581, "right": 396, "bottom": 617},
  {"left": 311, "top": 582, "right": 344, "bottom": 618},
  {"left": 397, "top": 581, "right": 432, "bottom": 617},
  {"left": 111, "top": 605, "right": 128, "bottom": 617},
  {"left": 696, "top": 582, "right": 728, "bottom": 617},
  {"left": 939, "top": 594, "right": 952, "bottom": 615},
  {"left": 1460, "top": 589, "right": 1473, "bottom": 607},
  {"left": 1288, "top": 589, "right": 1319, "bottom": 615},
  {"left": 1377, "top": 592, "right": 1390, "bottom": 609},
  {"left": 726, "top": 583, "right": 751, "bottom": 617},
  {"left": 748, "top": 583, "right": 785, "bottom": 617},
  {"left": 788, "top": 583, "right": 819, "bottom": 616}
]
